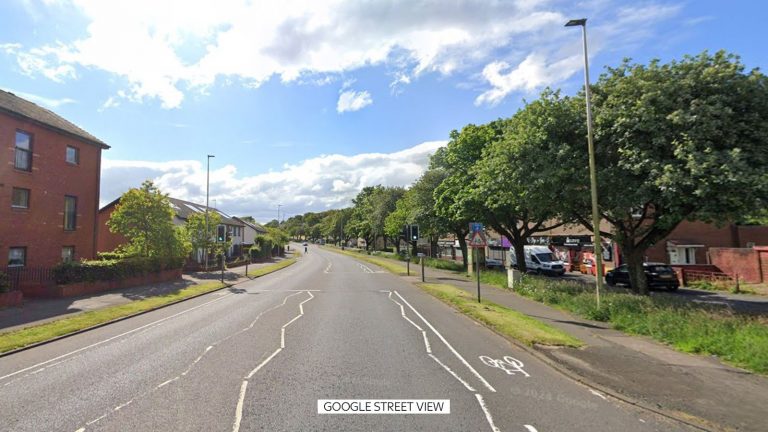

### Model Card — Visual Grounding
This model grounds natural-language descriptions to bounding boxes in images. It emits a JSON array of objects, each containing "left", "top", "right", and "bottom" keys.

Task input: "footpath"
[
  {"left": 0, "top": 256, "right": 287, "bottom": 333},
  {"left": 386, "top": 256, "right": 767, "bottom": 432}
]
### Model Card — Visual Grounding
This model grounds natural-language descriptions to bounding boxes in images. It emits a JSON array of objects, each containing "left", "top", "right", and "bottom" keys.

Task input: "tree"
[
  {"left": 434, "top": 123, "right": 506, "bottom": 269},
  {"left": 557, "top": 51, "right": 768, "bottom": 294},
  {"left": 472, "top": 91, "right": 579, "bottom": 272},
  {"left": 186, "top": 211, "right": 223, "bottom": 261},
  {"left": 107, "top": 180, "right": 191, "bottom": 258}
]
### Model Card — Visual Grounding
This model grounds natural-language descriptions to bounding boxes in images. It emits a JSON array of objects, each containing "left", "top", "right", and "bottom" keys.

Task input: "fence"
[
  {"left": 682, "top": 269, "right": 734, "bottom": 286},
  {"left": 0, "top": 266, "right": 55, "bottom": 291}
]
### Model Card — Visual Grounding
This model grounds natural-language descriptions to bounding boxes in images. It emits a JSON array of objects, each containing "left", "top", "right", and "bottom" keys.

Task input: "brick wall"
[
  {"left": 1, "top": 114, "right": 103, "bottom": 268},
  {"left": 96, "top": 202, "right": 128, "bottom": 253},
  {"left": 709, "top": 248, "right": 762, "bottom": 283},
  {"left": 645, "top": 221, "right": 737, "bottom": 264}
]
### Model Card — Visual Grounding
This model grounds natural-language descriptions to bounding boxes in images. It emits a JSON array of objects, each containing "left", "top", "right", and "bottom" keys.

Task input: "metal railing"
[{"left": 0, "top": 266, "right": 55, "bottom": 291}]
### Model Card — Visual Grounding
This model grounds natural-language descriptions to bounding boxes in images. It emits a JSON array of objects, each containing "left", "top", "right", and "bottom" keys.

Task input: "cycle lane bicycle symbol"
[{"left": 479, "top": 355, "right": 530, "bottom": 377}]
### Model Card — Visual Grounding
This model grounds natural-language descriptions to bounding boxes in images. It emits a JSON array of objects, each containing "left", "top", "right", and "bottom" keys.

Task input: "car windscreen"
[
  {"left": 647, "top": 265, "right": 674, "bottom": 274},
  {"left": 535, "top": 253, "right": 555, "bottom": 262}
]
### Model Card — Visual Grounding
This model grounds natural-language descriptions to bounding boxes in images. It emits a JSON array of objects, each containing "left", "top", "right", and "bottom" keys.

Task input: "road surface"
[{"left": 0, "top": 245, "right": 695, "bottom": 431}]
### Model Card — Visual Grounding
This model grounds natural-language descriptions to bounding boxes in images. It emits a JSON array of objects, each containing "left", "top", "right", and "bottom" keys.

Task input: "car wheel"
[{"left": 605, "top": 276, "right": 615, "bottom": 287}]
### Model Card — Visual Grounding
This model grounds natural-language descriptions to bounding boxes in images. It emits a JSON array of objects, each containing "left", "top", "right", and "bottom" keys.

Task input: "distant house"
[
  {"left": 233, "top": 217, "right": 267, "bottom": 251},
  {"left": 1, "top": 89, "right": 109, "bottom": 268},
  {"left": 97, "top": 196, "right": 246, "bottom": 261}
]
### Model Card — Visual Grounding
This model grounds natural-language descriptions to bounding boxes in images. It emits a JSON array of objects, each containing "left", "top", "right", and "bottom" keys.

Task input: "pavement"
[
  {"left": 0, "top": 256, "right": 289, "bottom": 333},
  {"left": 0, "top": 244, "right": 696, "bottom": 431},
  {"left": 407, "top": 263, "right": 768, "bottom": 432}
]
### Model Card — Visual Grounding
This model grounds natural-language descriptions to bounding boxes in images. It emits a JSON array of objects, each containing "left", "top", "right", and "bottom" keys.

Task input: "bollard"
[{"left": 220, "top": 254, "right": 224, "bottom": 283}]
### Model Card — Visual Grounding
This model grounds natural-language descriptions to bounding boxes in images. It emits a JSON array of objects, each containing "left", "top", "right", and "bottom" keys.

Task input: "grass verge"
[
  {"left": 418, "top": 283, "right": 582, "bottom": 347},
  {"left": 246, "top": 257, "right": 297, "bottom": 277},
  {"left": 0, "top": 258, "right": 298, "bottom": 354},
  {"left": 321, "top": 246, "right": 413, "bottom": 275},
  {"left": 515, "top": 277, "right": 768, "bottom": 374}
]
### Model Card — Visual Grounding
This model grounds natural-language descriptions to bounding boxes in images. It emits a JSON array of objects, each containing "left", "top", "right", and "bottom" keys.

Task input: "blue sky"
[{"left": 1, "top": 0, "right": 766, "bottom": 222}]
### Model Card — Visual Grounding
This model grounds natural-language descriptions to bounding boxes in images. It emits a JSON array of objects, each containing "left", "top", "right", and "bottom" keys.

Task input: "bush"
[
  {"left": 0, "top": 271, "right": 10, "bottom": 293},
  {"left": 53, "top": 256, "right": 185, "bottom": 284}
]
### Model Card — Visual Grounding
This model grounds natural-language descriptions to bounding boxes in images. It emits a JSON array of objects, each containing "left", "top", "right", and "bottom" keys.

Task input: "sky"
[{"left": 1, "top": 0, "right": 766, "bottom": 223}]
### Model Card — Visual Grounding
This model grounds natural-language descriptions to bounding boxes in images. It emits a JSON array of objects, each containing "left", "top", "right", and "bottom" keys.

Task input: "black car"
[{"left": 605, "top": 263, "right": 679, "bottom": 290}]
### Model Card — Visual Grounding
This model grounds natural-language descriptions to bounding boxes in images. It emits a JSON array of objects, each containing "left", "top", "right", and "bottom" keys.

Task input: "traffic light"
[
  {"left": 410, "top": 225, "right": 419, "bottom": 241},
  {"left": 217, "top": 225, "right": 225, "bottom": 242}
]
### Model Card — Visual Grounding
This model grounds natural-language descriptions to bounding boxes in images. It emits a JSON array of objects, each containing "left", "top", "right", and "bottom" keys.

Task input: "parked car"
[
  {"left": 484, "top": 258, "right": 504, "bottom": 269},
  {"left": 605, "top": 263, "right": 679, "bottom": 290}
]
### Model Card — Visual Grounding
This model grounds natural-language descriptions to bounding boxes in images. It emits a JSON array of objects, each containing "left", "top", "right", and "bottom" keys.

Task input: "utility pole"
[
  {"left": 205, "top": 154, "right": 215, "bottom": 270},
  {"left": 566, "top": 18, "right": 603, "bottom": 307}
]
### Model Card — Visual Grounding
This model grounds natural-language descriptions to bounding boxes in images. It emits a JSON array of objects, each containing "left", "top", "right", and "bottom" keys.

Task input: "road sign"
[
  {"left": 469, "top": 231, "right": 487, "bottom": 248},
  {"left": 470, "top": 222, "right": 483, "bottom": 233}
]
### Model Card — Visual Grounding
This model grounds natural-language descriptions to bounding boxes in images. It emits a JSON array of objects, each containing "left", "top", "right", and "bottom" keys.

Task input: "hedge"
[{"left": 53, "top": 256, "right": 185, "bottom": 285}]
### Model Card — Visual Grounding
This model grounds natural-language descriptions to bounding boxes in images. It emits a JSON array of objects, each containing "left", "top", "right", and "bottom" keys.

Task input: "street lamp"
[
  {"left": 205, "top": 154, "right": 215, "bottom": 270},
  {"left": 566, "top": 18, "right": 604, "bottom": 307}
]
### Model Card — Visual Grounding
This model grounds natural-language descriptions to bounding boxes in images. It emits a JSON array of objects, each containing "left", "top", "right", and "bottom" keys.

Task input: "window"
[
  {"left": 11, "top": 188, "right": 30, "bottom": 209},
  {"left": 66, "top": 146, "right": 80, "bottom": 164},
  {"left": 62, "top": 246, "right": 75, "bottom": 263},
  {"left": 15, "top": 131, "right": 32, "bottom": 171},
  {"left": 64, "top": 196, "right": 77, "bottom": 231},
  {"left": 668, "top": 246, "right": 698, "bottom": 264},
  {"left": 8, "top": 247, "right": 26, "bottom": 267}
]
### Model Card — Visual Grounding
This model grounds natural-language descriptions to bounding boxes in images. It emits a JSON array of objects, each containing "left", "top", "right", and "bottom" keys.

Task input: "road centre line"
[
  {"left": 475, "top": 393, "right": 502, "bottom": 432},
  {"left": 0, "top": 292, "right": 235, "bottom": 382},
  {"left": 234, "top": 291, "right": 315, "bottom": 432},
  {"left": 393, "top": 290, "right": 496, "bottom": 393}
]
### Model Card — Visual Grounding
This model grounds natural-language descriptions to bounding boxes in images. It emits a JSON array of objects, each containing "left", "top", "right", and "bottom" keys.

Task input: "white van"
[{"left": 508, "top": 245, "right": 566, "bottom": 276}]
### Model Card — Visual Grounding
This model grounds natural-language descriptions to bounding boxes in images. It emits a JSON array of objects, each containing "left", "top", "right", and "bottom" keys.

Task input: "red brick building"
[{"left": 1, "top": 90, "right": 109, "bottom": 268}]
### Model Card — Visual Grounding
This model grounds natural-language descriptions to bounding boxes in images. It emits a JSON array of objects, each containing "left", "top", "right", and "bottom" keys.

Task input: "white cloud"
[
  {"left": 100, "top": 140, "right": 446, "bottom": 222},
  {"left": 337, "top": 89, "right": 373, "bottom": 113},
  {"left": 7, "top": 0, "right": 681, "bottom": 108},
  {"left": 1, "top": 88, "right": 76, "bottom": 108}
]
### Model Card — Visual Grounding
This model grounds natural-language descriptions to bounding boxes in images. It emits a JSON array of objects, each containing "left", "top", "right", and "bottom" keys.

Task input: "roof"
[
  {"left": 100, "top": 195, "right": 244, "bottom": 227},
  {"left": 233, "top": 217, "right": 267, "bottom": 234},
  {"left": 167, "top": 197, "right": 244, "bottom": 226},
  {"left": 0, "top": 89, "right": 109, "bottom": 149}
]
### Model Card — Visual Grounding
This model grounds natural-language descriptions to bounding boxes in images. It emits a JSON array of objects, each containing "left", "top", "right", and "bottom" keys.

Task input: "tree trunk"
[
  {"left": 512, "top": 237, "right": 527, "bottom": 273},
  {"left": 625, "top": 248, "right": 649, "bottom": 295},
  {"left": 457, "top": 233, "right": 469, "bottom": 271}
]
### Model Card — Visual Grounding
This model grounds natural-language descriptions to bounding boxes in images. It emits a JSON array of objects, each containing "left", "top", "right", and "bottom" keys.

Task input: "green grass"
[
  {"left": 322, "top": 246, "right": 414, "bottom": 275},
  {"left": 514, "top": 277, "right": 768, "bottom": 374},
  {"left": 246, "top": 258, "right": 297, "bottom": 277},
  {"left": 0, "top": 258, "right": 299, "bottom": 354},
  {"left": 0, "top": 281, "right": 226, "bottom": 353},
  {"left": 418, "top": 283, "right": 583, "bottom": 347}
]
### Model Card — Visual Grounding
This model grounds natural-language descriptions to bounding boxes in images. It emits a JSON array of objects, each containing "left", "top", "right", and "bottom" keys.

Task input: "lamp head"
[{"left": 565, "top": 18, "right": 587, "bottom": 27}]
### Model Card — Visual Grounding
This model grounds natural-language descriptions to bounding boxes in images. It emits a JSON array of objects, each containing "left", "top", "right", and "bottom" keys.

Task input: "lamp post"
[
  {"left": 565, "top": 18, "right": 603, "bottom": 307},
  {"left": 205, "top": 155, "right": 215, "bottom": 270},
  {"left": 277, "top": 204, "right": 282, "bottom": 227}
]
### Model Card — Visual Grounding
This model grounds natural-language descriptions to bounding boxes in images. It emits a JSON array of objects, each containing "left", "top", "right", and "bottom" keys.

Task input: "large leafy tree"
[
  {"left": 185, "top": 211, "right": 224, "bottom": 259},
  {"left": 559, "top": 51, "right": 768, "bottom": 294},
  {"left": 107, "top": 180, "right": 191, "bottom": 258},
  {"left": 472, "top": 91, "right": 580, "bottom": 272},
  {"left": 434, "top": 123, "right": 506, "bottom": 269}
]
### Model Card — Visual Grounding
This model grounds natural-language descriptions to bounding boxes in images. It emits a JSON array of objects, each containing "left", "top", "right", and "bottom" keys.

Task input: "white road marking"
[
  {"left": 394, "top": 290, "right": 496, "bottom": 392},
  {"left": 524, "top": 425, "right": 539, "bottom": 432},
  {"left": 589, "top": 389, "right": 607, "bottom": 400},
  {"left": 157, "top": 376, "right": 179, "bottom": 388},
  {"left": 0, "top": 293, "right": 235, "bottom": 382},
  {"left": 235, "top": 291, "right": 315, "bottom": 432},
  {"left": 428, "top": 354, "right": 476, "bottom": 392},
  {"left": 475, "top": 393, "right": 501, "bottom": 432},
  {"left": 85, "top": 414, "right": 107, "bottom": 425},
  {"left": 232, "top": 380, "right": 248, "bottom": 432},
  {"left": 74, "top": 428, "right": 85, "bottom": 432},
  {"left": 114, "top": 400, "right": 133, "bottom": 411},
  {"left": 479, "top": 355, "right": 530, "bottom": 377}
]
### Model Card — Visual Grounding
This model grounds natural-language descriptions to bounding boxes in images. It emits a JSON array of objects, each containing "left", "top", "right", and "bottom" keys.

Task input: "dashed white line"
[
  {"left": 590, "top": 389, "right": 607, "bottom": 400},
  {"left": 157, "top": 376, "right": 179, "bottom": 388},
  {"left": 524, "top": 425, "right": 539, "bottom": 432},
  {"left": 393, "top": 290, "right": 496, "bottom": 393},
  {"left": 475, "top": 393, "right": 501, "bottom": 432}
]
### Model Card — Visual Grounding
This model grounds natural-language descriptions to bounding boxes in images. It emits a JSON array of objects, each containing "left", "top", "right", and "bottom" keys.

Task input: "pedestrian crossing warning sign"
[{"left": 469, "top": 231, "right": 487, "bottom": 248}]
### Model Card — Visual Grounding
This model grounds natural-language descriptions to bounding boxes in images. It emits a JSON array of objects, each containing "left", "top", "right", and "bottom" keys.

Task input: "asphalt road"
[{"left": 0, "top": 245, "right": 696, "bottom": 432}]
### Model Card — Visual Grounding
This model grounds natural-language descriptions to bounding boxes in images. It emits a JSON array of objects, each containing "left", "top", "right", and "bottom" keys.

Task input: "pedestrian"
[{"left": 305, "top": 245, "right": 308, "bottom": 254}]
